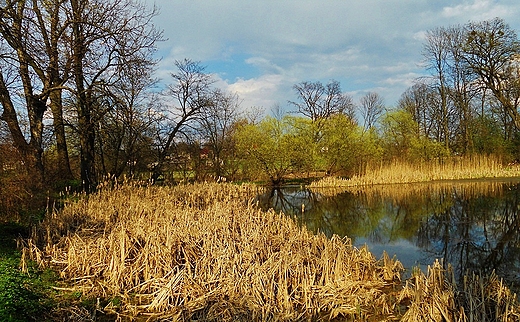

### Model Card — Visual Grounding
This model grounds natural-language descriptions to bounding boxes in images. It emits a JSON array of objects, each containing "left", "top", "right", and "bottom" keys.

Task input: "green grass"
[{"left": 0, "top": 223, "right": 56, "bottom": 322}]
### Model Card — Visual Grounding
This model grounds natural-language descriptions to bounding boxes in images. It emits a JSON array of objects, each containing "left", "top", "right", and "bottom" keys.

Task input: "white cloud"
[
  {"left": 146, "top": 0, "right": 520, "bottom": 109},
  {"left": 218, "top": 74, "right": 287, "bottom": 110},
  {"left": 442, "top": 0, "right": 512, "bottom": 20}
]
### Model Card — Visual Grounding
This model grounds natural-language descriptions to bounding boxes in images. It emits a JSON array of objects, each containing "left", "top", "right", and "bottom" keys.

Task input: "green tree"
[
  {"left": 318, "top": 113, "right": 360, "bottom": 175},
  {"left": 381, "top": 109, "right": 448, "bottom": 161},
  {"left": 235, "top": 116, "right": 305, "bottom": 185}
]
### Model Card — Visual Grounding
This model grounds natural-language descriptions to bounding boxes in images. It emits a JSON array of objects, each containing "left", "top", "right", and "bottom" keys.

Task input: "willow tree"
[{"left": 235, "top": 116, "right": 306, "bottom": 185}]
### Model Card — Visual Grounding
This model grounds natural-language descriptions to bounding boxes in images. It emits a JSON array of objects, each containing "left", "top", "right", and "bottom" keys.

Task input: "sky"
[{"left": 145, "top": 0, "right": 520, "bottom": 115}]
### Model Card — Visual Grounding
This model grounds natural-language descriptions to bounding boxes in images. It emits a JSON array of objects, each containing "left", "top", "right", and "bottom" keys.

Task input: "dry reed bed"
[
  {"left": 22, "top": 183, "right": 403, "bottom": 321},
  {"left": 311, "top": 156, "right": 520, "bottom": 188},
  {"left": 20, "top": 183, "right": 520, "bottom": 321},
  {"left": 400, "top": 261, "right": 519, "bottom": 322}
]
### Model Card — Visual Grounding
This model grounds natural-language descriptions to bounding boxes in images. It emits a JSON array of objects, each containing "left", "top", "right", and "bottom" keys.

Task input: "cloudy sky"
[{"left": 146, "top": 0, "right": 520, "bottom": 114}]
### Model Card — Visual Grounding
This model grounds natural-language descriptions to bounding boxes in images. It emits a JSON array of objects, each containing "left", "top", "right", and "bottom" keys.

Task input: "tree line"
[{"left": 0, "top": 0, "right": 519, "bottom": 218}]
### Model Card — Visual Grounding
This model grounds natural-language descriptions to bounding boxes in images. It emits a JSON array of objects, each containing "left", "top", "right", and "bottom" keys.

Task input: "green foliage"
[
  {"left": 0, "top": 224, "right": 55, "bottom": 322},
  {"left": 318, "top": 113, "right": 378, "bottom": 175},
  {"left": 235, "top": 116, "right": 307, "bottom": 184},
  {"left": 0, "top": 257, "right": 44, "bottom": 322},
  {"left": 471, "top": 115, "right": 510, "bottom": 156},
  {"left": 234, "top": 114, "right": 384, "bottom": 180},
  {"left": 381, "top": 109, "right": 449, "bottom": 162}
]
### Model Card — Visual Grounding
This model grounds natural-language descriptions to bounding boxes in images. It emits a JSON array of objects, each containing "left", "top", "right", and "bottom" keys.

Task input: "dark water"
[{"left": 256, "top": 179, "right": 520, "bottom": 289}]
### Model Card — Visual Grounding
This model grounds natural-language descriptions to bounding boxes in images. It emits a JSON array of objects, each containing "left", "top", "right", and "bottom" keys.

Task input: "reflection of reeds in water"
[
  {"left": 311, "top": 156, "right": 520, "bottom": 188},
  {"left": 21, "top": 183, "right": 405, "bottom": 321},
  {"left": 313, "top": 180, "right": 513, "bottom": 203}
]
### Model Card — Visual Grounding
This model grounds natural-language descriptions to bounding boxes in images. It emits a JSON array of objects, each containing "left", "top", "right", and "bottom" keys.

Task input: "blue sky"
[{"left": 146, "top": 0, "right": 520, "bottom": 114}]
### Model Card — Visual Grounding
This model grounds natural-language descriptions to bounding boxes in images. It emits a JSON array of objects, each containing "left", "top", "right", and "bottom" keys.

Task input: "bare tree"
[
  {"left": 152, "top": 59, "right": 214, "bottom": 181},
  {"left": 423, "top": 26, "right": 455, "bottom": 150},
  {"left": 198, "top": 89, "right": 241, "bottom": 179},
  {"left": 461, "top": 18, "right": 520, "bottom": 130},
  {"left": 96, "top": 65, "right": 158, "bottom": 178},
  {"left": 68, "top": 0, "right": 161, "bottom": 191},
  {"left": 289, "top": 80, "right": 355, "bottom": 121},
  {"left": 0, "top": 0, "right": 62, "bottom": 187},
  {"left": 0, "top": 0, "right": 161, "bottom": 192},
  {"left": 359, "top": 91, "right": 384, "bottom": 131}
]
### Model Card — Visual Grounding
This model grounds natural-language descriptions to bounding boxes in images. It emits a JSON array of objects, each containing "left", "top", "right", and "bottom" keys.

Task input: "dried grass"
[
  {"left": 313, "top": 178, "right": 513, "bottom": 200},
  {"left": 20, "top": 182, "right": 520, "bottom": 320},
  {"left": 311, "top": 156, "right": 520, "bottom": 188},
  {"left": 398, "top": 260, "right": 520, "bottom": 322},
  {"left": 21, "top": 182, "right": 404, "bottom": 321}
]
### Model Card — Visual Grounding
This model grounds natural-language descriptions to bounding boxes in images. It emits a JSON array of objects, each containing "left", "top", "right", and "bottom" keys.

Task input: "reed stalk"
[
  {"left": 311, "top": 156, "right": 520, "bottom": 188},
  {"left": 21, "top": 182, "right": 404, "bottom": 321},
  {"left": 19, "top": 182, "right": 520, "bottom": 320}
]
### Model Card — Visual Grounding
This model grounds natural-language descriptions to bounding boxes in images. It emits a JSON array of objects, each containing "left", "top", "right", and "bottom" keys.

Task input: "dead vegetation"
[
  {"left": 311, "top": 156, "right": 520, "bottom": 188},
  {"left": 20, "top": 182, "right": 520, "bottom": 321}
]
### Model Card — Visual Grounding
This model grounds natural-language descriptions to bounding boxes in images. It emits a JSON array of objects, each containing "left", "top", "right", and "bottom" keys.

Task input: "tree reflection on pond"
[{"left": 256, "top": 179, "right": 520, "bottom": 291}]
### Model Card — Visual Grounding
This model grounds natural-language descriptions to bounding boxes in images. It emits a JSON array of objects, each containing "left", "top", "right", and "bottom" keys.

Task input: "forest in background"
[{"left": 1, "top": 0, "right": 520, "bottom": 222}]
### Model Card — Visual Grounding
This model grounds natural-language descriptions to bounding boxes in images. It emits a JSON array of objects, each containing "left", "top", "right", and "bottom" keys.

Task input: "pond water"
[{"left": 256, "top": 178, "right": 520, "bottom": 290}]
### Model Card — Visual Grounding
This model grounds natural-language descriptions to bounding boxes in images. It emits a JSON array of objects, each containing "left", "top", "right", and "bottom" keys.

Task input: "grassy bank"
[
  {"left": 311, "top": 156, "right": 520, "bottom": 188},
  {"left": 21, "top": 183, "right": 520, "bottom": 321}
]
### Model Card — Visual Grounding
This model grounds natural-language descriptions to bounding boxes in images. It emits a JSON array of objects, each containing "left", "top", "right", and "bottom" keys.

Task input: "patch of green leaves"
[{"left": 0, "top": 223, "right": 56, "bottom": 322}]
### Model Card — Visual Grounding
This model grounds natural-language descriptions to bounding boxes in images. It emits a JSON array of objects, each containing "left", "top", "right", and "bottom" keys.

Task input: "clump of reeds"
[
  {"left": 398, "top": 260, "right": 520, "bottom": 322},
  {"left": 311, "top": 155, "right": 520, "bottom": 188},
  {"left": 21, "top": 182, "right": 405, "bottom": 321}
]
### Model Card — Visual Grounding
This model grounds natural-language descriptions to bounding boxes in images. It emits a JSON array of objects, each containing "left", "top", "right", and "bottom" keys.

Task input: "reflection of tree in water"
[
  {"left": 416, "top": 183, "right": 520, "bottom": 290},
  {"left": 256, "top": 181, "right": 520, "bottom": 290}
]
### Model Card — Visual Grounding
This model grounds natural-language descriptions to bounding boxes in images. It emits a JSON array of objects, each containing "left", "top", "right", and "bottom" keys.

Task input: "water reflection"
[{"left": 256, "top": 179, "right": 520, "bottom": 289}]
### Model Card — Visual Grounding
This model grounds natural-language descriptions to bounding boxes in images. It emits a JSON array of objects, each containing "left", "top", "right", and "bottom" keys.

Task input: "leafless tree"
[
  {"left": 68, "top": 0, "right": 162, "bottom": 191},
  {"left": 462, "top": 18, "right": 520, "bottom": 130},
  {"left": 359, "top": 91, "right": 384, "bottom": 131},
  {"left": 0, "top": 0, "right": 161, "bottom": 192},
  {"left": 198, "top": 89, "right": 241, "bottom": 179},
  {"left": 289, "top": 80, "right": 355, "bottom": 122},
  {"left": 152, "top": 59, "right": 214, "bottom": 181}
]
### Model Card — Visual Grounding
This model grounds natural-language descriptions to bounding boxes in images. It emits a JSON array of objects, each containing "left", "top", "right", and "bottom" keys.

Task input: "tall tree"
[
  {"left": 0, "top": 0, "right": 161, "bottom": 192},
  {"left": 0, "top": 0, "right": 62, "bottom": 187},
  {"left": 152, "top": 59, "right": 213, "bottom": 181},
  {"left": 67, "top": 0, "right": 161, "bottom": 191},
  {"left": 423, "top": 26, "right": 454, "bottom": 150},
  {"left": 197, "top": 89, "right": 241, "bottom": 179},
  {"left": 289, "top": 80, "right": 355, "bottom": 122},
  {"left": 462, "top": 18, "right": 520, "bottom": 130}
]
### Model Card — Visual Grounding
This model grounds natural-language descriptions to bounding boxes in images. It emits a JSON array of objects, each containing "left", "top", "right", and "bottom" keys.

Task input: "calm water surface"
[{"left": 257, "top": 178, "right": 520, "bottom": 289}]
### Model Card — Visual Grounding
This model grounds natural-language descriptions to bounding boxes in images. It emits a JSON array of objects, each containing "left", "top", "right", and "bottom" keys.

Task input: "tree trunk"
[
  {"left": 49, "top": 89, "right": 73, "bottom": 181},
  {"left": 71, "top": 0, "right": 97, "bottom": 192}
]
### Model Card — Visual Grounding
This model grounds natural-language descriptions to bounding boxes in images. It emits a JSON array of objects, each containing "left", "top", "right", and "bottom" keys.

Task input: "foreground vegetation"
[
  {"left": 17, "top": 183, "right": 520, "bottom": 321},
  {"left": 0, "top": 224, "right": 55, "bottom": 322}
]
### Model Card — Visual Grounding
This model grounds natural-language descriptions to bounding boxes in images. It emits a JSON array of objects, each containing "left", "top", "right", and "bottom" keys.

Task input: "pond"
[{"left": 256, "top": 178, "right": 520, "bottom": 290}]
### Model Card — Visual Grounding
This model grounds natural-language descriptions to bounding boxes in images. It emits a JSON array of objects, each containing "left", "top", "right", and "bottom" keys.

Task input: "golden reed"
[{"left": 20, "top": 182, "right": 520, "bottom": 321}]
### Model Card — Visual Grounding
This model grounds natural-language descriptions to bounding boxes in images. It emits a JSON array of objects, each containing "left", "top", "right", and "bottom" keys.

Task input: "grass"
[
  {"left": 19, "top": 182, "right": 520, "bottom": 321},
  {"left": 310, "top": 155, "right": 520, "bottom": 188},
  {"left": 0, "top": 223, "right": 56, "bottom": 322}
]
